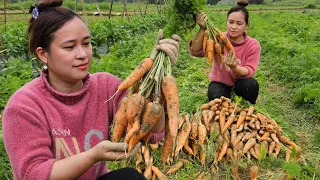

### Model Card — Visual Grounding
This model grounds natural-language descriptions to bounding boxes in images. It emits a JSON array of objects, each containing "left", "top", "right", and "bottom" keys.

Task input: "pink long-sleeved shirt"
[
  {"left": 2, "top": 71, "right": 164, "bottom": 180},
  {"left": 189, "top": 32, "right": 261, "bottom": 86}
]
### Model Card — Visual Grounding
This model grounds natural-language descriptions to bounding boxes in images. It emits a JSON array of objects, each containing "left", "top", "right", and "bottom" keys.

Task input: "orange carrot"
[
  {"left": 233, "top": 132, "right": 245, "bottom": 147},
  {"left": 274, "top": 143, "right": 281, "bottom": 157},
  {"left": 111, "top": 97, "right": 129, "bottom": 142},
  {"left": 178, "top": 115, "right": 186, "bottom": 129},
  {"left": 143, "top": 156, "right": 153, "bottom": 179},
  {"left": 149, "top": 143, "right": 159, "bottom": 151},
  {"left": 118, "top": 58, "right": 153, "bottom": 91},
  {"left": 271, "top": 133, "right": 280, "bottom": 144},
  {"left": 198, "top": 119, "right": 207, "bottom": 145},
  {"left": 175, "top": 116, "right": 192, "bottom": 156},
  {"left": 259, "top": 132, "right": 270, "bottom": 141},
  {"left": 245, "top": 130, "right": 258, "bottom": 141},
  {"left": 214, "top": 43, "right": 223, "bottom": 64},
  {"left": 128, "top": 102, "right": 163, "bottom": 152},
  {"left": 279, "top": 135, "right": 299, "bottom": 149},
  {"left": 162, "top": 117, "right": 174, "bottom": 164},
  {"left": 200, "top": 145, "right": 206, "bottom": 166},
  {"left": 151, "top": 166, "right": 168, "bottom": 180},
  {"left": 161, "top": 75, "right": 180, "bottom": 163},
  {"left": 183, "top": 139, "right": 194, "bottom": 156},
  {"left": 219, "top": 109, "right": 226, "bottom": 133},
  {"left": 191, "top": 115, "right": 199, "bottom": 139},
  {"left": 166, "top": 160, "right": 184, "bottom": 175},
  {"left": 231, "top": 165, "right": 239, "bottom": 180},
  {"left": 236, "top": 110, "right": 247, "bottom": 128},
  {"left": 201, "top": 103, "right": 210, "bottom": 110},
  {"left": 207, "top": 39, "right": 214, "bottom": 65},
  {"left": 124, "top": 94, "right": 145, "bottom": 144},
  {"left": 162, "top": 75, "right": 179, "bottom": 138},
  {"left": 268, "top": 142, "right": 276, "bottom": 155},
  {"left": 221, "top": 114, "right": 235, "bottom": 134},
  {"left": 218, "top": 142, "right": 229, "bottom": 161},
  {"left": 243, "top": 138, "right": 256, "bottom": 153},
  {"left": 249, "top": 166, "right": 258, "bottom": 180}
]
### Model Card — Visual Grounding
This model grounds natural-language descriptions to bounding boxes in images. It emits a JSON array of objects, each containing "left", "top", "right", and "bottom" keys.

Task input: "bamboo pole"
[
  {"left": 108, "top": 0, "right": 113, "bottom": 19},
  {"left": 94, "top": 0, "right": 103, "bottom": 17},
  {"left": 75, "top": 0, "right": 78, "bottom": 11},
  {"left": 136, "top": 0, "right": 144, "bottom": 18},
  {"left": 121, "top": 0, "right": 130, "bottom": 21},
  {"left": 3, "top": 0, "right": 7, "bottom": 27},
  {"left": 81, "top": 0, "right": 88, "bottom": 24},
  {"left": 144, "top": 0, "right": 149, "bottom": 15},
  {"left": 154, "top": 0, "right": 161, "bottom": 15}
]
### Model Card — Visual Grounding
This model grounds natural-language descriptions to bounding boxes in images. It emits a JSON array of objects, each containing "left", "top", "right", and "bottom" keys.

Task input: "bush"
[
  {"left": 305, "top": 4, "right": 316, "bottom": 9},
  {"left": 249, "top": 0, "right": 264, "bottom": 4}
]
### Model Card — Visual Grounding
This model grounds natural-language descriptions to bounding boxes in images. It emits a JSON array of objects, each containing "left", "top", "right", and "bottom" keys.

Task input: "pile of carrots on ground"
[
  {"left": 111, "top": 38, "right": 180, "bottom": 166},
  {"left": 126, "top": 96, "right": 304, "bottom": 179},
  {"left": 203, "top": 20, "right": 238, "bottom": 69}
]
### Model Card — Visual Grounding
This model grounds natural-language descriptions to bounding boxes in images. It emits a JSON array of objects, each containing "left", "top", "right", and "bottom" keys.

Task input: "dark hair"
[
  {"left": 227, "top": 3, "right": 249, "bottom": 25},
  {"left": 28, "top": 0, "right": 81, "bottom": 56}
]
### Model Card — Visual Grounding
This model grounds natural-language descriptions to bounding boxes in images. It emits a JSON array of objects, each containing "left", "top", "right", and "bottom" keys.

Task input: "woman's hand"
[
  {"left": 152, "top": 29, "right": 181, "bottom": 65},
  {"left": 223, "top": 51, "right": 239, "bottom": 69},
  {"left": 88, "top": 141, "right": 141, "bottom": 162},
  {"left": 196, "top": 12, "right": 207, "bottom": 30}
]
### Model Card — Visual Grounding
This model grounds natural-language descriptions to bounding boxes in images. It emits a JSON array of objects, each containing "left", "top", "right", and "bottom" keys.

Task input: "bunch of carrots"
[
  {"left": 128, "top": 96, "right": 304, "bottom": 179},
  {"left": 110, "top": 34, "right": 180, "bottom": 166},
  {"left": 203, "top": 19, "right": 237, "bottom": 69}
]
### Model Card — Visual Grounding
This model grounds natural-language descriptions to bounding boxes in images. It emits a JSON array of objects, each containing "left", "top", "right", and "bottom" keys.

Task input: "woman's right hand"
[
  {"left": 88, "top": 140, "right": 141, "bottom": 162},
  {"left": 196, "top": 12, "right": 208, "bottom": 29}
]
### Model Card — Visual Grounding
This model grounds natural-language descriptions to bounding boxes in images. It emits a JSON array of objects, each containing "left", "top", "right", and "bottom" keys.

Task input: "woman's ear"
[{"left": 36, "top": 47, "right": 48, "bottom": 64}]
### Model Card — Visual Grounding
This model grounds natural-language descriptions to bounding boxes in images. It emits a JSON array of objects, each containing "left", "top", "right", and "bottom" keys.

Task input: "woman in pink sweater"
[
  {"left": 189, "top": 3, "right": 261, "bottom": 104},
  {"left": 2, "top": 0, "right": 180, "bottom": 179}
]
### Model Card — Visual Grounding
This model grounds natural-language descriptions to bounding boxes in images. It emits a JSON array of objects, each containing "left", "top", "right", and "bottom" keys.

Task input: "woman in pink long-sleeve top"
[
  {"left": 2, "top": 0, "right": 180, "bottom": 179},
  {"left": 189, "top": 2, "right": 261, "bottom": 104}
]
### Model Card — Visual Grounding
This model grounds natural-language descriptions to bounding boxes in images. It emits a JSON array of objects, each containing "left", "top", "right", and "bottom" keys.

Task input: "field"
[{"left": 1, "top": 0, "right": 320, "bottom": 179}]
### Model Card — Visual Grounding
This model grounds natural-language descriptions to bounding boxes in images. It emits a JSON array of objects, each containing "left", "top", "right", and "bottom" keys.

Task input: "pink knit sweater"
[
  {"left": 2, "top": 71, "right": 164, "bottom": 179},
  {"left": 189, "top": 32, "right": 261, "bottom": 86}
]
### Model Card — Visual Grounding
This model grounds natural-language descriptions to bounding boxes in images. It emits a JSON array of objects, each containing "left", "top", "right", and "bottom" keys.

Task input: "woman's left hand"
[
  {"left": 153, "top": 29, "right": 181, "bottom": 65},
  {"left": 223, "top": 51, "right": 239, "bottom": 69}
]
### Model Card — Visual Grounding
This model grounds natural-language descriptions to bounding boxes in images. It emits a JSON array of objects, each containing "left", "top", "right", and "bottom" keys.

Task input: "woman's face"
[
  {"left": 226, "top": 11, "right": 248, "bottom": 41},
  {"left": 41, "top": 17, "right": 92, "bottom": 84}
]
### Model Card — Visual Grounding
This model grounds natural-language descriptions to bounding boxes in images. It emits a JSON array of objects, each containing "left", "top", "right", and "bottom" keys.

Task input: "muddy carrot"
[
  {"left": 112, "top": 97, "right": 129, "bottom": 142},
  {"left": 151, "top": 166, "right": 168, "bottom": 180},
  {"left": 128, "top": 102, "right": 163, "bottom": 151},
  {"left": 221, "top": 114, "right": 235, "bottom": 134},
  {"left": 183, "top": 139, "right": 194, "bottom": 156},
  {"left": 161, "top": 75, "right": 180, "bottom": 163},
  {"left": 236, "top": 110, "right": 247, "bottom": 128},
  {"left": 200, "top": 145, "right": 206, "bottom": 166},
  {"left": 218, "top": 142, "right": 229, "bottom": 161},
  {"left": 250, "top": 166, "right": 258, "bottom": 180},
  {"left": 175, "top": 117, "right": 192, "bottom": 156},
  {"left": 166, "top": 160, "right": 184, "bottom": 175},
  {"left": 243, "top": 138, "right": 256, "bottom": 153},
  {"left": 198, "top": 119, "right": 207, "bottom": 145},
  {"left": 219, "top": 109, "right": 226, "bottom": 133},
  {"left": 207, "top": 39, "right": 214, "bottom": 65},
  {"left": 162, "top": 75, "right": 179, "bottom": 139}
]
